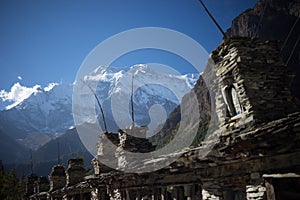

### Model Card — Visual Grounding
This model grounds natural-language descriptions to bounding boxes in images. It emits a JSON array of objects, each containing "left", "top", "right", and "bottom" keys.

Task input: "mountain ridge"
[{"left": 0, "top": 64, "right": 198, "bottom": 151}]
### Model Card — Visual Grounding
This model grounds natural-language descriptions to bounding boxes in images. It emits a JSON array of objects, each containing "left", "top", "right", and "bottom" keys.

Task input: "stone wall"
[
  {"left": 211, "top": 37, "right": 298, "bottom": 131},
  {"left": 25, "top": 174, "right": 38, "bottom": 198},
  {"left": 94, "top": 128, "right": 155, "bottom": 172},
  {"left": 116, "top": 127, "right": 154, "bottom": 170},
  {"left": 246, "top": 185, "right": 266, "bottom": 200},
  {"left": 36, "top": 176, "right": 49, "bottom": 193},
  {"left": 95, "top": 132, "right": 118, "bottom": 174},
  {"left": 226, "top": 0, "right": 300, "bottom": 101},
  {"left": 66, "top": 158, "right": 85, "bottom": 186},
  {"left": 49, "top": 165, "right": 66, "bottom": 192},
  {"left": 202, "top": 189, "right": 220, "bottom": 200}
]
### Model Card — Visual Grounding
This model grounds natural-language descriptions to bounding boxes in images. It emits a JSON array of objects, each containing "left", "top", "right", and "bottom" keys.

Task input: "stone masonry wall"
[
  {"left": 211, "top": 37, "right": 299, "bottom": 131},
  {"left": 49, "top": 165, "right": 66, "bottom": 191},
  {"left": 66, "top": 158, "right": 85, "bottom": 186}
]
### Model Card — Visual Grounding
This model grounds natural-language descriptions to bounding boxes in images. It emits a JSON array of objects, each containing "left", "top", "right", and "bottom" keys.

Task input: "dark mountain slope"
[
  {"left": 0, "top": 130, "right": 28, "bottom": 164},
  {"left": 31, "top": 127, "right": 93, "bottom": 175}
]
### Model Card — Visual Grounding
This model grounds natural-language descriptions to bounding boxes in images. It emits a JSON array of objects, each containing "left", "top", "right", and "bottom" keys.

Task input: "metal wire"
[
  {"left": 280, "top": 16, "right": 300, "bottom": 53},
  {"left": 252, "top": 0, "right": 268, "bottom": 39},
  {"left": 198, "top": 0, "right": 226, "bottom": 38},
  {"left": 285, "top": 33, "right": 300, "bottom": 66}
]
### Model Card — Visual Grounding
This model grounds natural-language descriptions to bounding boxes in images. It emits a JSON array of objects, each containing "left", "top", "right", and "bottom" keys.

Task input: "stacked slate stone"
[
  {"left": 118, "top": 127, "right": 155, "bottom": 153},
  {"left": 94, "top": 127, "right": 156, "bottom": 171},
  {"left": 103, "top": 132, "right": 119, "bottom": 146},
  {"left": 215, "top": 112, "right": 300, "bottom": 161},
  {"left": 94, "top": 132, "right": 119, "bottom": 174},
  {"left": 246, "top": 185, "right": 266, "bottom": 200},
  {"left": 36, "top": 176, "right": 49, "bottom": 193},
  {"left": 49, "top": 165, "right": 66, "bottom": 192},
  {"left": 25, "top": 173, "right": 38, "bottom": 198},
  {"left": 66, "top": 158, "right": 85, "bottom": 187},
  {"left": 211, "top": 37, "right": 299, "bottom": 131},
  {"left": 28, "top": 176, "right": 50, "bottom": 200},
  {"left": 115, "top": 127, "right": 155, "bottom": 170}
]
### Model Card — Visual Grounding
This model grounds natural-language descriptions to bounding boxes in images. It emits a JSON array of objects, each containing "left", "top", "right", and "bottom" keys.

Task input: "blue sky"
[{"left": 0, "top": 0, "right": 257, "bottom": 93}]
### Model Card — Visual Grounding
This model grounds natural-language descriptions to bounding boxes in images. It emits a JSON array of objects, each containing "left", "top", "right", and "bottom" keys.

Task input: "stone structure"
[
  {"left": 0, "top": 160, "right": 4, "bottom": 172},
  {"left": 49, "top": 165, "right": 66, "bottom": 192},
  {"left": 66, "top": 158, "right": 86, "bottom": 187},
  {"left": 26, "top": 160, "right": 92, "bottom": 200},
  {"left": 116, "top": 127, "right": 155, "bottom": 170},
  {"left": 25, "top": 173, "right": 38, "bottom": 199},
  {"left": 212, "top": 38, "right": 298, "bottom": 128},
  {"left": 226, "top": 0, "right": 300, "bottom": 101},
  {"left": 29, "top": 176, "right": 50, "bottom": 200},
  {"left": 25, "top": 38, "right": 300, "bottom": 200}
]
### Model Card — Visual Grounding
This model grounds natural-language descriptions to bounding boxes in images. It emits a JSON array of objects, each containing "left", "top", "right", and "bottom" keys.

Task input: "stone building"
[
  {"left": 49, "top": 165, "right": 66, "bottom": 192},
  {"left": 25, "top": 173, "right": 38, "bottom": 199},
  {"left": 25, "top": 37, "right": 300, "bottom": 200}
]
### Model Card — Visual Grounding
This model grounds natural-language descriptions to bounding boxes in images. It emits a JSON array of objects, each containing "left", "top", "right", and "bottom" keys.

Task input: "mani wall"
[{"left": 25, "top": 37, "right": 300, "bottom": 200}]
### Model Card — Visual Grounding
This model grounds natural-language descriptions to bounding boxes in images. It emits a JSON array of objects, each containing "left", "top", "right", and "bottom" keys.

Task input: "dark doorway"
[{"left": 266, "top": 178, "right": 300, "bottom": 200}]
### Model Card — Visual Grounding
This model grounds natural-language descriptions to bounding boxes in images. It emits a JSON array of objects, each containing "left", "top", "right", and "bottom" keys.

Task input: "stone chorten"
[
  {"left": 25, "top": 173, "right": 38, "bottom": 197},
  {"left": 49, "top": 165, "right": 66, "bottom": 191},
  {"left": 210, "top": 37, "right": 299, "bottom": 131},
  {"left": 36, "top": 176, "right": 49, "bottom": 193},
  {"left": 93, "top": 126, "right": 156, "bottom": 173},
  {"left": 66, "top": 158, "right": 85, "bottom": 186},
  {"left": 116, "top": 126, "right": 155, "bottom": 170},
  {"left": 93, "top": 132, "right": 119, "bottom": 175}
]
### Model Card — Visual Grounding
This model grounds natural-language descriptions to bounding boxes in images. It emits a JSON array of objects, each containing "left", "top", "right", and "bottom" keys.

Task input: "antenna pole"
[
  {"left": 30, "top": 149, "right": 33, "bottom": 174},
  {"left": 285, "top": 33, "right": 300, "bottom": 66},
  {"left": 131, "top": 71, "right": 135, "bottom": 127},
  {"left": 198, "top": 0, "right": 226, "bottom": 38},
  {"left": 57, "top": 138, "right": 61, "bottom": 165},
  {"left": 82, "top": 80, "right": 108, "bottom": 132}
]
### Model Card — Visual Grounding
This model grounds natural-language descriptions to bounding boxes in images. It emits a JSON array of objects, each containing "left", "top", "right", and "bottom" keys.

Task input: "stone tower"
[
  {"left": 116, "top": 127, "right": 155, "bottom": 170},
  {"left": 66, "top": 158, "right": 85, "bottom": 186},
  {"left": 36, "top": 176, "right": 49, "bottom": 193},
  {"left": 25, "top": 173, "right": 38, "bottom": 197},
  {"left": 49, "top": 165, "right": 66, "bottom": 191},
  {"left": 210, "top": 37, "right": 299, "bottom": 131},
  {"left": 93, "top": 132, "right": 119, "bottom": 175}
]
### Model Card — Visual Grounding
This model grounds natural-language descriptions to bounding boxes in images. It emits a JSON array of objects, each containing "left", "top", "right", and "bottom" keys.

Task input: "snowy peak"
[
  {"left": 0, "top": 83, "right": 74, "bottom": 138},
  {"left": 0, "top": 64, "right": 199, "bottom": 149},
  {"left": 82, "top": 64, "right": 198, "bottom": 100},
  {"left": 15, "top": 83, "right": 72, "bottom": 116},
  {"left": 74, "top": 64, "right": 199, "bottom": 129},
  {"left": 0, "top": 82, "right": 61, "bottom": 110}
]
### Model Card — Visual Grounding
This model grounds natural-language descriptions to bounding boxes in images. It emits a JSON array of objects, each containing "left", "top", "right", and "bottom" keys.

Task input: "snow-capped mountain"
[
  {"left": 0, "top": 64, "right": 198, "bottom": 149},
  {"left": 0, "top": 83, "right": 74, "bottom": 149}
]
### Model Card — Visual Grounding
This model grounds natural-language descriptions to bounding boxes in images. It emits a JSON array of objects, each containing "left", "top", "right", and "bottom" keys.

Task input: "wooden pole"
[
  {"left": 30, "top": 149, "right": 33, "bottom": 174},
  {"left": 131, "top": 71, "right": 135, "bottom": 128},
  {"left": 198, "top": 0, "right": 226, "bottom": 38},
  {"left": 57, "top": 138, "right": 61, "bottom": 165},
  {"left": 82, "top": 81, "right": 108, "bottom": 133}
]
